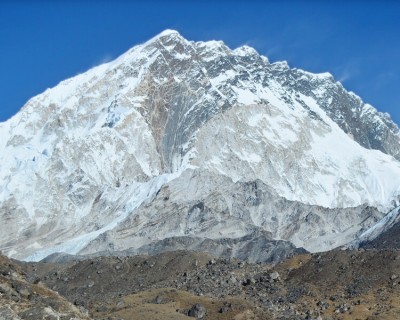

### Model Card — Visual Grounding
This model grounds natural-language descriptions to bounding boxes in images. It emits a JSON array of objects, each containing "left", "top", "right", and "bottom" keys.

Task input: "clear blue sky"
[{"left": 1, "top": 1, "right": 399, "bottom": 125}]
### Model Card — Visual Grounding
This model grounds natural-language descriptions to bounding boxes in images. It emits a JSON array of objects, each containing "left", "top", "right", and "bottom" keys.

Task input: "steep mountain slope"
[
  {"left": 359, "top": 208, "right": 400, "bottom": 250},
  {"left": 1, "top": 30, "right": 400, "bottom": 260}
]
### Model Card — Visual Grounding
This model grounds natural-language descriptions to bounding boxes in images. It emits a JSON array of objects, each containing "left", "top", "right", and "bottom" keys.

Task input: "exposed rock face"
[
  {"left": 128, "top": 233, "right": 307, "bottom": 264},
  {"left": 76, "top": 229, "right": 307, "bottom": 264},
  {"left": 81, "top": 176, "right": 383, "bottom": 256},
  {"left": 360, "top": 218, "right": 400, "bottom": 250},
  {"left": 1, "top": 30, "right": 400, "bottom": 260}
]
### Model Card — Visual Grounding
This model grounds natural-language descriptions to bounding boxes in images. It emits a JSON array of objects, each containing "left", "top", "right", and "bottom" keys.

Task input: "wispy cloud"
[
  {"left": 334, "top": 62, "right": 360, "bottom": 84},
  {"left": 91, "top": 53, "right": 114, "bottom": 68},
  {"left": 264, "top": 46, "right": 282, "bottom": 60},
  {"left": 337, "top": 70, "right": 351, "bottom": 83}
]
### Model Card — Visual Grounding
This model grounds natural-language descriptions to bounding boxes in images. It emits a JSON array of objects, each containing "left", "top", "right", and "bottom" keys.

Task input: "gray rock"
[
  {"left": 187, "top": 303, "right": 207, "bottom": 319},
  {"left": 0, "top": 306, "right": 20, "bottom": 320},
  {"left": 269, "top": 271, "right": 281, "bottom": 282}
]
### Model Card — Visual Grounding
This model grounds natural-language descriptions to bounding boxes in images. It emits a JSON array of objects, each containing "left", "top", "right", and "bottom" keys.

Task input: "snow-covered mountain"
[{"left": 1, "top": 30, "right": 400, "bottom": 261}]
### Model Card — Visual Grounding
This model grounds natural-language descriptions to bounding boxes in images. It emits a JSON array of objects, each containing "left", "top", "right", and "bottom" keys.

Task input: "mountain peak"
[
  {"left": 2, "top": 31, "right": 400, "bottom": 261},
  {"left": 232, "top": 45, "right": 259, "bottom": 57},
  {"left": 148, "top": 29, "right": 183, "bottom": 43},
  {"left": 158, "top": 29, "right": 181, "bottom": 37}
]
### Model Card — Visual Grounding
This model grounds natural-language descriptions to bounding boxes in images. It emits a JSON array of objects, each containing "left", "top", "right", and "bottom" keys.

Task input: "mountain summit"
[{"left": 1, "top": 30, "right": 400, "bottom": 261}]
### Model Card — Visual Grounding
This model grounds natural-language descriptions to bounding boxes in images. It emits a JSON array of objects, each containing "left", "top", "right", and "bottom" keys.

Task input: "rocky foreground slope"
[
  {"left": 7, "top": 248, "right": 399, "bottom": 320},
  {"left": 1, "top": 30, "right": 400, "bottom": 261},
  {"left": 0, "top": 253, "right": 90, "bottom": 319}
]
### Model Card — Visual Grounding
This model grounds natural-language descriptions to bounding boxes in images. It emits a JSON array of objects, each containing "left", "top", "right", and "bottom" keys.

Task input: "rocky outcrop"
[{"left": 0, "top": 253, "right": 90, "bottom": 319}]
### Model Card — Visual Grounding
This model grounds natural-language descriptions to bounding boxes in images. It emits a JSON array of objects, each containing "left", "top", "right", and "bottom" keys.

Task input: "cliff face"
[{"left": 1, "top": 30, "right": 400, "bottom": 261}]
